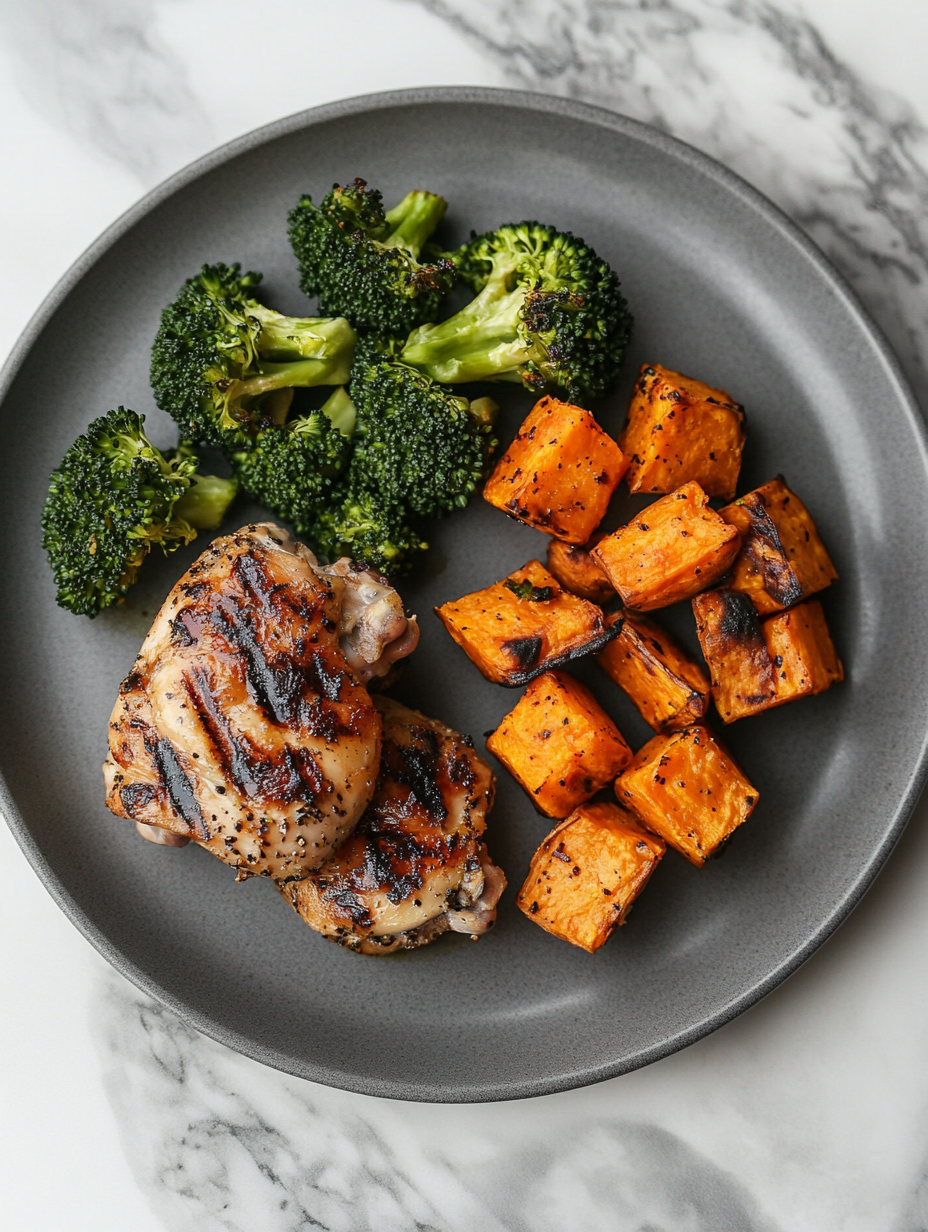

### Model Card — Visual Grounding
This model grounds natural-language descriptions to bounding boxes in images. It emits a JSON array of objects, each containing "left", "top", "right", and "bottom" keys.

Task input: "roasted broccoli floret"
[
  {"left": 151, "top": 262, "right": 357, "bottom": 451},
  {"left": 311, "top": 488, "right": 428, "bottom": 575},
  {"left": 348, "top": 340, "right": 498, "bottom": 520},
  {"left": 42, "top": 408, "right": 237, "bottom": 617},
  {"left": 401, "top": 222, "right": 633, "bottom": 401},
  {"left": 288, "top": 178, "right": 455, "bottom": 336},
  {"left": 233, "top": 387, "right": 355, "bottom": 532}
]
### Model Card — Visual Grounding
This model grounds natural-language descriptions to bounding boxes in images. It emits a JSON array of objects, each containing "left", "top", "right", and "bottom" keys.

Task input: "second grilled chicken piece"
[
  {"left": 103, "top": 523, "right": 418, "bottom": 880},
  {"left": 280, "top": 696, "right": 506, "bottom": 953}
]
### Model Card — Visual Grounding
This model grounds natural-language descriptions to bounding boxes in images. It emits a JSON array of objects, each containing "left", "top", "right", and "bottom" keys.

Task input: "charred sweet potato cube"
[
  {"left": 719, "top": 477, "right": 838, "bottom": 615},
  {"left": 598, "top": 610, "right": 710, "bottom": 732},
  {"left": 517, "top": 802, "right": 665, "bottom": 952},
  {"left": 487, "top": 670, "right": 633, "bottom": 817},
  {"left": 435, "top": 559, "right": 617, "bottom": 687},
  {"left": 764, "top": 600, "right": 844, "bottom": 699},
  {"left": 591, "top": 482, "right": 741, "bottom": 610},
  {"left": 546, "top": 532, "right": 616, "bottom": 604},
  {"left": 483, "top": 395, "right": 628, "bottom": 542},
  {"left": 692, "top": 589, "right": 776, "bottom": 722},
  {"left": 616, "top": 725, "right": 758, "bottom": 865},
  {"left": 693, "top": 589, "right": 843, "bottom": 721},
  {"left": 620, "top": 364, "right": 746, "bottom": 500}
]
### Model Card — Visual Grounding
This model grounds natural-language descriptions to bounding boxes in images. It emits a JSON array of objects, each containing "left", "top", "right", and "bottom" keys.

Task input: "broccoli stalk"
[
  {"left": 401, "top": 222, "right": 633, "bottom": 401},
  {"left": 150, "top": 263, "right": 357, "bottom": 451},
  {"left": 42, "top": 408, "right": 237, "bottom": 617},
  {"left": 288, "top": 178, "right": 455, "bottom": 336}
]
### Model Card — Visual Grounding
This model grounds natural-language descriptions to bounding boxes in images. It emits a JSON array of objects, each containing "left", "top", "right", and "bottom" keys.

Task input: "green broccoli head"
[
  {"left": 348, "top": 339, "right": 498, "bottom": 520},
  {"left": 233, "top": 388, "right": 355, "bottom": 534},
  {"left": 401, "top": 221, "right": 633, "bottom": 401},
  {"left": 41, "top": 408, "right": 237, "bottom": 617},
  {"left": 150, "top": 262, "right": 357, "bottom": 451},
  {"left": 310, "top": 487, "right": 428, "bottom": 576},
  {"left": 288, "top": 178, "right": 456, "bottom": 337}
]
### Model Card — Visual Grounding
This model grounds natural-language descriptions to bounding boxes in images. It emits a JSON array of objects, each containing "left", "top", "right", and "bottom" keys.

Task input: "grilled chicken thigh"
[
  {"left": 280, "top": 696, "right": 506, "bottom": 953},
  {"left": 103, "top": 523, "right": 418, "bottom": 879}
]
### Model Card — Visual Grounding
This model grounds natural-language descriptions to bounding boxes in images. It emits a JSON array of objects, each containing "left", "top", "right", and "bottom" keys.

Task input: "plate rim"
[{"left": 3, "top": 85, "right": 928, "bottom": 1103}]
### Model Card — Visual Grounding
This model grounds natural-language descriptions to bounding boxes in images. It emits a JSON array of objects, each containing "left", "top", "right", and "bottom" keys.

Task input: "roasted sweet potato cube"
[
  {"left": 719, "top": 476, "right": 838, "bottom": 614},
  {"left": 487, "top": 670, "right": 633, "bottom": 817},
  {"left": 620, "top": 364, "right": 746, "bottom": 500},
  {"left": 435, "top": 559, "right": 617, "bottom": 687},
  {"left": 616, "top": 726, "right": 758, "bottom": 865},
  {"left": 764, "top": 600, "right": 844, "bottom": 699},
  {"left": 546, "top": 532, "right": 616, "bottom": 603},
  {"left": 598, "top": 610, "right": 710, "bottom": 731},
  {"left": 591, "top": 482, "right": 741, "bottom": 610},
  {"left": 483, "top": 395, "right": 628, "bottom": 542},
  {"left": 692, "top": 589, "right": 776, "bottom": 722},
  {"left": 516, "top": 802, "right": 665, "bottom": 952},
  {"left": 693, "top": 589, "right": 843, "bottom": 720}
]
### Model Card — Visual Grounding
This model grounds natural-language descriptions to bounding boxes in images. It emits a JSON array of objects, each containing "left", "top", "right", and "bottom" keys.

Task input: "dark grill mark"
[
  {"left": 502, "top": 635, "right": 543, "bottom": 670},
  {"left": 718, "top": 590, "right": 762, "bottom": 643},
  {"left": 119, "top": 782, "right": 157, "bottom": 817},
  {"left": 391, "top": 742, "right": 447, "bottom": 821},
  {"left": 154, "top": 739, "right": 208, "bottom": 839},
  {"left": 210, "top": 600, "right": 302, "bottom": 726},
  {"left": 185, "top": 668, "right": 327, "bottom": 804},
  {"left": 169, "top": 616, "right": 195, "bottom": 647}
]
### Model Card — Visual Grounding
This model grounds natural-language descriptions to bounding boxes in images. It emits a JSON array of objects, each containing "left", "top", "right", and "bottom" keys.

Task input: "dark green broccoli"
[
  {"left": 150, "top": 262, "right": 357, "bottom": 451},
  {"left": 400, "top": 221, "right": 633, "bottom": 401},
  {"left": 233, "top": 387, "right": 355, "bottom": 532},
  {"left": 311, "top": 488, "right": 428, "bottom": 575},
  {"left": 42, "top": 408, "right": 237, "bottom": 617},
  {"left": 288, "top": 178, "right": 455, "bottom": 336},
  {"left": 348, "top": 340, "right": 498, "bottom": 520}
]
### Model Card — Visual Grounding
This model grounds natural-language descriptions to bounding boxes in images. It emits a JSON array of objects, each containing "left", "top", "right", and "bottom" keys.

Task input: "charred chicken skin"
[
  {"left": 103, "top": 523, "right": 418, "bottom": 879},
  {"left": 280, "top": 696, "right": 506, "bottom": 954}
]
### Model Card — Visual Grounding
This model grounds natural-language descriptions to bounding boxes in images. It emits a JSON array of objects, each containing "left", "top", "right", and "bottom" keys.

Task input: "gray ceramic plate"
[{"left": 3, "top": 88, "right": 927, "bottom": 1102}]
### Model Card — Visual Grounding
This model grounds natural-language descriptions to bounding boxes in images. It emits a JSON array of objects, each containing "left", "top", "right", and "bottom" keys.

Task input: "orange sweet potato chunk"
[
  {"left": 545, "top": 532, "right": 616, "bottom": 604},
  {"left": 692, "top": 589, "right": 776, "bottom": 722},
  {"left": 764, "top": 600, "right": 844, "bottom": 699},
  {"left": 598, "top": 610, "right": 710, "bottom": 732},
  {"left": 483, "top": 395, "right": 628, "bottom": 542},
  {"left": 719, "top": 476, "right": 838, "bottom": 615},
  {"left": 616, "top": 726, "right": 758, "bottom": 865},
  {"left": 516, "top": 802, "right": 665, "bottom": 952},
  {"left": 486, "top": 670, "right": 633, "bottom": 817},
  {"left": 693, "top": 589, "right": 843, "bottom": 721},
  {"left": 620, "top": 364, "right": 746, "bottom": 500},
  {"left": 435, "top": 559, "right": 617, "bottom": 687},
  {"left": 590, "top": 481, "right": 741, "bottom": 610}
]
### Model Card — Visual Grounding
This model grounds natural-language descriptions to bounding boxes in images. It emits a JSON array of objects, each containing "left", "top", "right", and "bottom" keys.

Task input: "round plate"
[{"left": 3, "top": 88, "right": 927, "bottom": 1102}]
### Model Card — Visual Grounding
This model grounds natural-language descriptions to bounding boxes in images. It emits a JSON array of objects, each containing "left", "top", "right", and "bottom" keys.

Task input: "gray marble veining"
[
  {"left": 95, "top": 972, "right": 780, "bottom": 1232},
  {"left": 0, "top": 0, "right": 211, "bottom": 185},
  {"left": 413, "top": 0, "right": 928, "bottom": 409}
]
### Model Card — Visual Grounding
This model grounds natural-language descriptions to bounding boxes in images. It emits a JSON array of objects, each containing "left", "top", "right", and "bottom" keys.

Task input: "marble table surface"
[{"left": 3, "top": 2, "right": 928, "bottom": 1228}]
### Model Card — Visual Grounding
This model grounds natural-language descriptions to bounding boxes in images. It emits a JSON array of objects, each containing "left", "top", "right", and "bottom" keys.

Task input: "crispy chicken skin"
[
  {"left": 103, "top": 524, "right": 417, "bottom": 880},
  {"left": 280, "top": 696, "right": 506, "bottom": 954}
]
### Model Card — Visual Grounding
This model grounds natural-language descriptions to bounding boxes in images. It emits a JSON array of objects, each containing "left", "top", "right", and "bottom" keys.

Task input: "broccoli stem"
[
  {"left": 401, "top": 262, "right": 529, "bottom": 383},
  {"left": 249, "top": 309, "right": 357, "bottom": 363},
  {"left": 173, "top": 473, "right": 238, "bottom": 530},
  {"left": 382, "top": 191, "right": 447, "bottom": 258},
  {"left": 319, "top": 386, "right": 357, "bottom": 437},
  {"left": 238, "top": 354, "right": 354, "bottom": 399}
]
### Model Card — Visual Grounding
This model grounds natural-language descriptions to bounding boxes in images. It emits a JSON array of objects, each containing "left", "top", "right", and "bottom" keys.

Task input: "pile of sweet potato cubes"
[{"left": 435, "top": 363, "right": 843, "bottom": 954}]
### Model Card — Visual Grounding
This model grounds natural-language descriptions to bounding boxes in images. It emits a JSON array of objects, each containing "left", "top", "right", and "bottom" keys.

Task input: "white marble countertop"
[{"left": 3, "top": 2, "right": 928, "bottom": 1229}]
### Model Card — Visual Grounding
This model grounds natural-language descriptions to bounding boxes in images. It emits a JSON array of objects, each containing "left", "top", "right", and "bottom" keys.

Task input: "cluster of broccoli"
[{"left": 43, "top": 175, "right": 633, "bottom": 616}]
